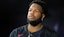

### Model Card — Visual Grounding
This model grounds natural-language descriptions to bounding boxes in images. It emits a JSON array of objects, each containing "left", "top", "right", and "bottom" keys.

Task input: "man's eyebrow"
[{"left": 29, "top": 7, "right": 41, "bottom": 11}]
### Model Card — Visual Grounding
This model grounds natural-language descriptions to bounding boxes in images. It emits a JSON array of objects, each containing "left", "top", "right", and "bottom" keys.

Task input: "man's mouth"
[{"left": 29, "top": 16, "right": 35, "bottom": 19}]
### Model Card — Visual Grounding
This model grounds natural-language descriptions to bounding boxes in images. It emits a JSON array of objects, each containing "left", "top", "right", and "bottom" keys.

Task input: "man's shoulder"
[
  {"left": 45, "top": 27, "right": 59, "bottom": 37},
  {"left": 9, "top": 25, "right": 27, "bottom": 37},
  {"left": 12, "top": 25, "right": 27, "bottom": 32}
]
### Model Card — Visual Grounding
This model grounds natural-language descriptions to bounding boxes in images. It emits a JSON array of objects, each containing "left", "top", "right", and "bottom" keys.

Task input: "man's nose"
[{"left": 30, "top": 10, "right": 34, "bottom": 14}]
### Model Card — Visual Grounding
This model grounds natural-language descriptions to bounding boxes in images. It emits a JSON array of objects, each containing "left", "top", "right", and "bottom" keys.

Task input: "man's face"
[{"left": 27, "top": 3, "right": 44, "bottom": 21}]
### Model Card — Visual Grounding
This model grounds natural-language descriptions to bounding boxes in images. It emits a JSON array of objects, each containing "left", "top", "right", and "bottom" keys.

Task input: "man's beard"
[{"left": 27, "top": 16, "right": 42, "bottom": 26}]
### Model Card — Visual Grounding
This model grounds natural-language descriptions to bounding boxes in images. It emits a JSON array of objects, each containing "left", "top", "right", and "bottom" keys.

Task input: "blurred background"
[{"left": 0, "top": 0, "right": 64, "bottom": 37}]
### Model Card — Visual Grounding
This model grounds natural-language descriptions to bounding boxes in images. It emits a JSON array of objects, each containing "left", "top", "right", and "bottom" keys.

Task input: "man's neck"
[{"left": 27, "top": 23, "right": 43, "bottom": 33}]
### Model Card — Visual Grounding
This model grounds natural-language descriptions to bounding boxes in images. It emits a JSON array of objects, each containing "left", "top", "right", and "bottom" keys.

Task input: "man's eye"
[{"left": 35, "top": 10, "right": 40, "bottom": 12}]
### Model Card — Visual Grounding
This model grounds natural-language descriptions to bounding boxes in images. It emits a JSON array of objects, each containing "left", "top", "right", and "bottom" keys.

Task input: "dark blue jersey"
[{"left": 9, "top": 25, "right": 58, "bottom": 37}]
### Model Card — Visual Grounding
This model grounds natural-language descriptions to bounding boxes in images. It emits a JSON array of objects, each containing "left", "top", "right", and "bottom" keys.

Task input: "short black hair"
[{"left": 29, "top": 0, "right": 49, "bottom": 17}]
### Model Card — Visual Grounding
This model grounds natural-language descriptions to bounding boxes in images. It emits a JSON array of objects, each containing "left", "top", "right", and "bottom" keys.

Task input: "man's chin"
[
  {"left": 29, "top": 20, "right": 36, "bottom": 22},
  {"left": 27, "top": 19, "right": 42, "bottom": 26},
  {"left": 28, "top": 20, "right": 36, "bottom": 22}
]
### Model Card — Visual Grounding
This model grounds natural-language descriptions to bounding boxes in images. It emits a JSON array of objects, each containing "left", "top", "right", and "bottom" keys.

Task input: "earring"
[{"left": 41, "top": 18, "right": 43, "bottom": 21}]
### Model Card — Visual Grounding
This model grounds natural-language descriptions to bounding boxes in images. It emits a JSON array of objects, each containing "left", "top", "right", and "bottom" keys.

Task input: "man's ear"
[
  {"left": 41, "top": 14, "right": 45, "bottom": 21},
  {"left": 42, "top": 14, "right": 45, "bottom": 19}
]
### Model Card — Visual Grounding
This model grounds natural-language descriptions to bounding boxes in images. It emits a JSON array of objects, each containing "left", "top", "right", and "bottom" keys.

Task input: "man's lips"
[{"left": 29, "top": 16, "right": 35, "bottom": 19}]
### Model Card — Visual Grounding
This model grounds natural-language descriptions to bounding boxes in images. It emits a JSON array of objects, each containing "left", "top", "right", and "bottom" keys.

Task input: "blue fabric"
[{"left": 37, "top": 32, "right": 40, "bottom": 37}]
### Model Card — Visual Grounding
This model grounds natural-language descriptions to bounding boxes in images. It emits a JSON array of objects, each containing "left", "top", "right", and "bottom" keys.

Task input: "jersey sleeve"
[
  {"left": 9, "top": 28, "right": 18, "bottom": 37},
  {"left": 9, "top": 25, "right": 26, "bottom": 37},
  {"left": 51, "top": 32, "right": 59, "bottom": 37}
]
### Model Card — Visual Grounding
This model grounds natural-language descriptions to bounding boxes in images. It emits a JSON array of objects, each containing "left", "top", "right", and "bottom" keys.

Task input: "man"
[{"left": 9, "top": 0, "right": 58, "bottom": 37}]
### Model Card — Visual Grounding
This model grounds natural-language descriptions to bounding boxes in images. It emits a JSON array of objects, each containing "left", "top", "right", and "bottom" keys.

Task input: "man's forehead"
[
  {"left": 30, "top": 3, "right": 42, "bottom": 7},
  {"left": 29, "top": 3, "right": 42, "bottom": 10}
]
